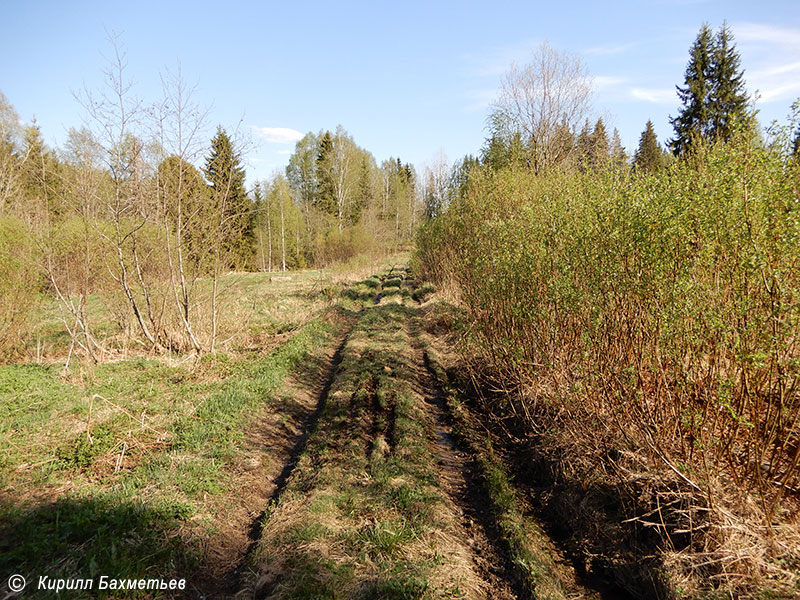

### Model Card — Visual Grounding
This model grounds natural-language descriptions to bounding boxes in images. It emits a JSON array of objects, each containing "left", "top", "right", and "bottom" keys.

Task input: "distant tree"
[
  {"left": 450, "top": 154, "right": 478, "bottom": 197},
  {"left": 203, "top": 126, "right": 252, "bottom": 269},
  {"left": 422, "top": 151, "right": 451, "bottom": 220},
  {"left": 329, "top": 125, "right": 358, "bottom": 232},
  {"left": 481, "top": 131, "right": 525, "bottom": 170},
  {"left": 21, "top": 120, "right": 63, "bottom": 216},
  {"left": 708, "top": 23, "right": 750, "bottom": 142},
  {"left": 634, "top": 120, "right": 665, "bottom": 173},
  {"left": 158, "top": 156, "right": 211, "bottom": 270},
  {"left": 551, "top": 120, "right": 576, "bottom": 168},
  {"left": 610, "top": 128, "right": 627, "bottom": 168},
  {"left": 286, "top": 131, "right": 320, "bottom": 254},
  {"left": 670, "top": 24, "right": 713, "bottom": 156},
  {"left": 315, "top": 130, "right": 336, "bottom": 216},
  {"left": 0, "top": 91, "right": 23, "bottom": 211},
  {"left": 353, "top": 155, "right": 374, "bottom": 224},
  {"left": 670, "top": 22, "right": 751, "bottom": 155},
  {"left": 489, "top": 42, "right": 593, "bottom": 172},
  {"left": 588, "top": 118, "right": 610, "bottom": 170},
  {"left": 575, "top": 120, "right": 592, "bottom": 171},
  {"left": 765, "top": 98, "right": 800, "bottom": 162}
]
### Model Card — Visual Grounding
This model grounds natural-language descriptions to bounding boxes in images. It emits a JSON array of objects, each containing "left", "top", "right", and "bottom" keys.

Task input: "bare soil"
[
  {"left": 419, "top": 362, "right": 521, "bottom": 599},
  {"left": 190, "top": 321, "right": 355, "bottom": 599}
]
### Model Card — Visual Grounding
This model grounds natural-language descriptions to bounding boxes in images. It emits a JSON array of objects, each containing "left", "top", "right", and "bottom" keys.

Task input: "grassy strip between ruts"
[
  {"left": 422, "top": 340, "right": 588, "bottom": 600},
  {"left": 242, "top": 280, "right": 485, "bottom": 599},
  {"left": 0, "top": 290, "right": 372, "bottom": 598}
]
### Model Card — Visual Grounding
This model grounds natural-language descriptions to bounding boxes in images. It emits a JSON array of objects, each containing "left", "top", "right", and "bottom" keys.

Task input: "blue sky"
[{"left": 2, "top": 1, "right": 799, "bottom": 184}]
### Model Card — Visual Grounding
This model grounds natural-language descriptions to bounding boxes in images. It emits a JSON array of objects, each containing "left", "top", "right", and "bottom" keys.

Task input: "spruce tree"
[
  {"left": 588, "top": 118, "right": 610, "bottom": 170},
  {"left": 610, "top": 128, "right": 627, "bottom": 169},
  {"left": 203, "top": 126, "right": 253, "bottom": 269},
  {"left": 576, "top": 120, "right": 592, "bottom": 171},
  {"left": 633, "top": 120, "right": 665, "bottom": 173},
  {"left": 352, "top": 156, "right": 373, "bottom": 224},
  {"left": 21, "top": 121, "right": 61, "bottom": 214},
  {"left": 670, "top": 23, "right": 750, "bottom": 155},
  {"left": 708, "top": 23, "right": 750, "bottom": 141},
  {"left": 315, "top": 131, "right": 336, "bottom": 215},
  {"left": 670, "top": 24, "right": 713, "bottom": 156}
]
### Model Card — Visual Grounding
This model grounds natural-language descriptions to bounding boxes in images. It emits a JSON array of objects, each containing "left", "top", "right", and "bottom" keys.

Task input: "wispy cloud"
[
  {"left": 630, "top": 87, "right": 675, "bottom": 104},
  {"left": 585, "top": 43, "right": 636, "bottom": 56},
  {"left": 735, "top": 23, "right": 800, "bottom": 48},
  {"left": 252, "top": 126, "right": 303, "bottom": 144},
  {"left": 733, "top": 22, "right": 800, "bottom": 104},
  {"left": 594, "top": 75, "right": 628, "bottom": 90},
  {"left": 277, "top": 149, "right": 293, "bottom": 155}
]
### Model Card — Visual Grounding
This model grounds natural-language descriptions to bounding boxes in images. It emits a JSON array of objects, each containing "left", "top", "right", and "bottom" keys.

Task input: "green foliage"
[
  {"left": 283, "top": 126, "right": 412, "bottom": 263},
  {"left": 671, "top": 22, "right": 752, "bottom": 155},
  {"left": 313, "top": 224, "right": 375, "bottom": 266},
  {"left": 57, "top": 423, "right": 118, "bottom": 469},
  {"left": 204, "top": 126, "right": 253, "bottom": 269},
  {"left": 158, "top": 155, "right": 213, "bottom": 272},
  {"left": 633, "top": 120, "right": 666, "bottom": 173},
  {"left": 315, "top": 130, "right": 336, "bottom": 215},
  {"left": 0, "top": 216, "right": 40, "bottom": 358},
  {"left": 416, "top": 131, "right": 800, "bottom": 521}
]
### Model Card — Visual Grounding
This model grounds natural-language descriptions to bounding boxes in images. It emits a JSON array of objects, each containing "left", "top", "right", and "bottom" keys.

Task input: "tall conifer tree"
[
  {"left": 203, "top": 126, "right": 252, "bottom": 268},
  {"left": 588, "top": 118, "right": 610, "bottom": 170},
  {"left": 634, "top": 120, "right": 665, "bottom": 173},
  {"left": 315, "top": 131, "right": 336, "bottom": 216},
  {"left": 670, "top": 23, "right": 750, "bottom": 155},
  {"left": 708, "top": 23, "right": 750, "bottom": 141},
  {"left": 670, "top": 24, "right": 713, "bottom": 156}
]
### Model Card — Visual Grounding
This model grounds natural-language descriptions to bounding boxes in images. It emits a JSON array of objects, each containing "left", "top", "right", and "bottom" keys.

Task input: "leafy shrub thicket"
[
  {"left": 0, "top": 217, "right": 41, "bottom": 357},
  {"left": 417, "top": 136, "right": 800, "bottom": 588}
]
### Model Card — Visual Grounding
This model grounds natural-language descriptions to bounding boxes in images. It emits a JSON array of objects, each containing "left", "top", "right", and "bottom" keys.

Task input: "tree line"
[
  {"left": 0, "top": 43, "right": 423, "bottom": 362},
  {"left": 415, "top": 23, "right": 800, "bottom": 596}
]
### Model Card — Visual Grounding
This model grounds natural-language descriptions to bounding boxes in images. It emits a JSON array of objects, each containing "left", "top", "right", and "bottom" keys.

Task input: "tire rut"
[
  {"left": 193, "top": 320, "right": 356, "bottom": 599},
  {"left": 415, "top": 334, "right": 522, "bottom": 599}
]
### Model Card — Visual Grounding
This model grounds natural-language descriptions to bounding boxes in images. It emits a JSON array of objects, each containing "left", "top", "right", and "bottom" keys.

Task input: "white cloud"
[
  {"left": 594, "top": 75, "right": 628, "bottom": 90},
  {"left": 733, "top": 22, "right": 800, "bottom": 104},
  {"left": 630, "top": 87, "right": 675, "bottom": 104},
  {"left": 252, "top": 126, "right": 303, "bottom": 144},
  {"left": 734, "top": 23, "right": 800, "bottom": 49},
  {"left": 585, "top": 43, "right": 636, "bottom": 56},
  {"left": 277, "top": 149, "right": 293, "bottom": 155}
]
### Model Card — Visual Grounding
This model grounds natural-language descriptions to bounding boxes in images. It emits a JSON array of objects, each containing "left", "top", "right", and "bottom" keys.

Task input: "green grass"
[
  {"left": 423, "top": 344, "right": 576, "bottom": 600},
  {"left": 0, "top": 272, "right": 382, "bottom": 595},
  {"left": 245, "top": 274, "right": 483, "bottom": 598}
]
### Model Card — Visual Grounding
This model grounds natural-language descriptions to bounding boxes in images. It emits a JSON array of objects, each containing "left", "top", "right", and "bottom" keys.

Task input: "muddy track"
[
  {"left": 205, "top": 272, "right": 602, "bottom": 599},
  {"left": 416, "top": 347, "right": 522, "bottom": 600},
  {"left": 191, "top": 320, "right": 357, "bottom": 599}
]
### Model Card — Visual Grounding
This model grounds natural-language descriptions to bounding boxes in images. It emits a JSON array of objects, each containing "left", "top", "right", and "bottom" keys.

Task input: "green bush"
[
  {"left": 0, "top": 217, "right": 41, "bottom": 359},
  {"left": 416, "top": 134, "right": 800, "bottom": 517}
]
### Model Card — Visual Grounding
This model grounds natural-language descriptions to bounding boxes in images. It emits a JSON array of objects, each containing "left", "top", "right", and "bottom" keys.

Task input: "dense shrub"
[
  {"left": 0, "top": 217, "right": 41, "bottom": 359},
  {"left": 313, "top": 224, "right": 375, "bottom": 266},
  {"left": 417, "top": 136, "right": 800, "bottom": 587}
]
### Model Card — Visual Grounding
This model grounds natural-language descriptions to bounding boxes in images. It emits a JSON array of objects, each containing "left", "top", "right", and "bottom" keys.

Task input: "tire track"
[
  {"left": 417, "top": 346, "right": 522, "bottom": 600},
  {"left": 193, "top": 317, "right": 357, "bottom": 599}
]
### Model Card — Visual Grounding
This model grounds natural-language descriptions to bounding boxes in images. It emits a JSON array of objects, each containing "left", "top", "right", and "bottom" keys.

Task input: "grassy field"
[
  {"left": 1, "top": 258, "right": 626, "bottom": 599},
  {"left": 0, "top": 259, "right": 399, "bottom": 598}
]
